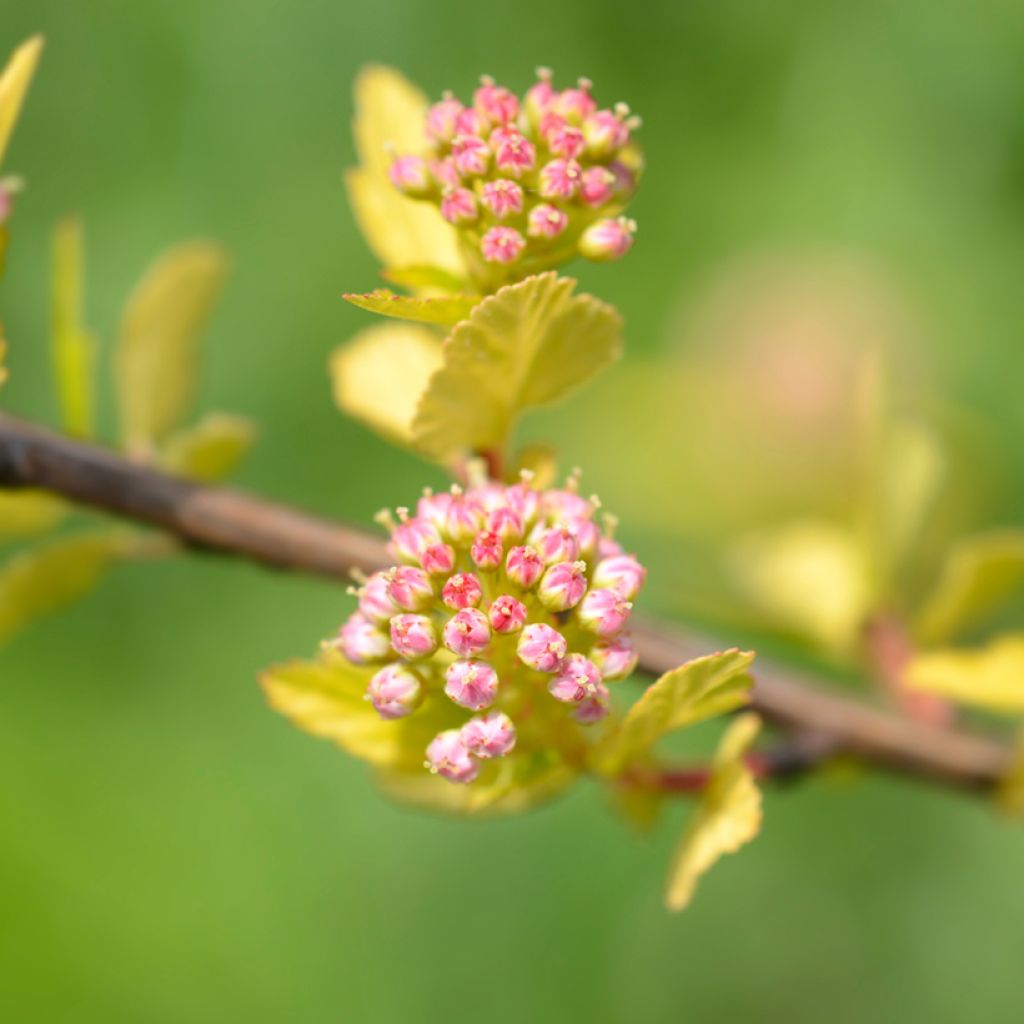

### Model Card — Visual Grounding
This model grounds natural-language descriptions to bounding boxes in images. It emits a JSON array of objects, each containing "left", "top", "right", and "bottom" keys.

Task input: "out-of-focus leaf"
[
  {"left": 330, "top": 322, "right": 442, "bottom": 447},
  {"left": 595, "top": 649, "right": 755, "bottom": 775},
  {"left": 343, "top": 288, "right": 480, "bottom": 327},
  {"left": 665, "top": 713, "right": 763, "bottom": 912},
  {"left": 905, "top": 634, "right": 1024, "bottom": 714},
  {"left": 730, "top": 521, "right": 869, "bottom": 653},
  {"left": 0, "top": 490, "right": 66, "bottom": 540},
  {"left": 346, "top": 65, "right": 463, "bottom": 276},
  {"left": 114, "top": 242, "right": 228, "bottom": 452},
  {"left": 997, "top": 730, "right": 1024, "bottom": 819},
  {"left": 0, "top": 530, "right": 134, "bottom": 646},
  {"left": 413, "top": 273, "right": 622, "bottom": 459},
  {"left": 914, "top": 531, "right": 1024, "bottom": 646},
  {"left": 0, "top": 335, "right": 8, "bottom": 388},
  {"left": 609, "top": 783, "right": 665, "bottom": 833},
  {"left": 0, "top": 35, "right": 43, "bottom": 169},
  {"left": 382, "top": 265, "right": 469, "bottom": 293},
  {"left": 261, "top": 656, "right": 453, "bottom": 772},
  {"left": 51, "top": 217, "right": 97, "bottom": 437},
  {"left": 510, "top": 443, "right": 559, "bottom": 489},
  {"left": 376, "top": 752, "right": 575, "bottom": 816},
  {"left": 160, "top": 412, "right": 256, "bottom": 482}
]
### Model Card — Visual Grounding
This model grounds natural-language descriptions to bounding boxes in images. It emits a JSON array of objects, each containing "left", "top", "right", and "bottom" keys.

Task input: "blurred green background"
[{"left": 3, "top": 1, "right": 1024, "bottom": 1021}]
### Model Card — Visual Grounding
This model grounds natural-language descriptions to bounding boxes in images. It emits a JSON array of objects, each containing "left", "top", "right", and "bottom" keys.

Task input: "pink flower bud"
[
  {"left": 533, "top": 526, "right": 579, "bottom": 565},
  {"left": 481, "top": 179, "right": 524, "bottom": 218},
  {"left": 430, "top": 158, "right": 461, "bottom": 189},
  {"left": 504, "top": 481, "right": 541, "bottom": 524},
  {"left": 471, "top": 529, "right": 504, "bottom": 570},
  {"left": 579, "top": 166, "right": 615, "bottom": 208},
  {"left": 517, "top": 623, "right": 567, "bottom": 672},
  {"left": 451, "top": 134, "right": 491, "bottom": 177},
  {"left": 565, "top": 517, "right": 600, "bottom": 560},
  {"left": 592, "top": 554, "right": 646, "bottom": 600},
  {"left": 389, "top": 155, "right": 433, "bottom": 196},
  {"left": 391, "top": 517, "right": 442, "bottom": 563},
  {"left": 590, "top": 636, "right": 639, "bottom": 680},
  {"left": 390, "top": 614, "right": 439, "bottom": 659},
  {"left": 598, "top": 535, "right": 624, "bottom": 560},
  {"left": 332, "top": 612, "right": 391, "bottom": 664},
  {"left": 525, "top": 67, "right": 556, "bottom": 122},
  {"left": 455, "top": 106, "right": 486, "bottom": 136},
  {"left": 547, "top": 122, "right": 585, "bottom": 159},
  {"left": 481, "top": 226, "right": 526, "bottom": 264},
  {"left": 489, "top": 128, "right": 536, "bottom": 177},
  {"left": 527, "top": 203, "right": 569, "bottom": 239},
  {"left": 583, "top": 109, "right": 630, "bottom": 158},
  {"left": 446, "top": 493, "right": 485, "bottom": 543},
  {"left": 445, "top": 659, "right": 499, "bottom": 710},
  {"left": 366, "top": 664, "right": 423, "bottom": 719},
  {"left": 553, "top": 79, "right": 597, "bottom": 123},
  {"left": 421, "top": 543, "right": 456, "bottom": 576},
  {"left": 580, "top": 217, "right": 636, "bottom": 261},
  {"left": 539, "top": 158, "right": 583, "bottom": 199},
  {"left": 387, "top": 566, "right": 434, "bottom": 610},
  {"left": 577, "top": 588, "right": 632, "bottom": 637},
  {"left": 486, "top": 506, "right": 523, "bottom": 542},
  {"left": 474, "top": 77, "right": 519, "bottom": 125},
  {"left": 608, "top": 160, "right": 637, "bottom": 198},
  {"left": 359, "top": 572, "right": 398, "bottom": 624},
  {"left": 543, "top": 488, "right": 593, "bottom": 520},
  {"left": 573, "top": 683, "right": 611, "bottom": 724},
  {"left": 487, "top": 594, "right": 527, "bottom": 634},
  {"left": 426, "top": 96, "right": 464, "bottom": 143},
  {"left": 548, "top": 653, "right": 602, "bottom": 703},
  {"left": 443, "top": 607, "right": 492, "bottom": 657},
  {"left": 440, "top": 187, "right": 479, "bottom": 224},
  {"left": 442, "top": 572, "right": 483, "bottom": 610},
  {"left": 461, "top": 711, "right": 516, "bottom": 758},
  {"left": 426, "top": 729, "right": 479, "bottom": 783},
  {"left": 505, "top": 545, "right": 544, "bottom": 589},
  {"left": 538, "top": 560, "right": 588, "bottom": 612}
]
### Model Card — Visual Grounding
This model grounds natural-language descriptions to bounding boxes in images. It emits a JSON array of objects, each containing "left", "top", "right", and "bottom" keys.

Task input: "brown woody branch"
[{"left": 0, "top": 411, "right": 1011, "bottom": 791}]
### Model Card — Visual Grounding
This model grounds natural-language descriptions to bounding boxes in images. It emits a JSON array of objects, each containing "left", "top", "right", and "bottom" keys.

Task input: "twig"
[{"left": 0, "top": 412, "right": 1012, "bottom": 791}]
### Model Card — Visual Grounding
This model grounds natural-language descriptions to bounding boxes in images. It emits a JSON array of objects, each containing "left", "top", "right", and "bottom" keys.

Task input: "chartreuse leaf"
[
  {"left": 0, "top": 530, "right": 136, "bottom": 646},
  {"left": 160, "top": 412, "right": 256, "bottom": 482},
  {"left": 343, "top": 288, "right": 481, "bottom": 327},
  {"left": 51, "top": 217, "right": 97, "bottom": 437},
  {"left": 914, "top": 531, "right": 1024, "bottom": 646},
  {"left": 594, "top": 649, "right": 755, "bottom": 775},
  {"left": 381, "top": 265, "right": 469, "bottom": 293},
  {"left": 0, "top": 490, "right": 66, "bottom": 540},
  {"left": 997, "top": 731, "right": 1024, "bottom": 819},
  {"left": 261, "top": 656, "right": 455, "bottom": 772},
  {"left": 345, "top": 66, "right": 463, "bottom": 277},
  {"left": 114, "top": 242, "right": 228, "bottom": 453},
  {"left": 330, "top": 322, "right": 443, "bottom": 447},
  {"left": 665, "top": 713, "right": 763, "bottom": 912},
  {"left": 730, "top": 521, "right": 869, "bottom": 654},
  {"left": 376, "top": 752, "right": 576, "bottom": 817},
  {"left": 905, "top": 634, "right": 1024, "bottom": 714},
  {"left": 412, "top": 273, "right": 623, "bottom": 459},
  {"left": 0, "top": 35, "right": 43, "bottom": 169}
]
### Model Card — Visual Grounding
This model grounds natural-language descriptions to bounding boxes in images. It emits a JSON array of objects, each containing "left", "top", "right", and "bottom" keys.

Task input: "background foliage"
[{"left": 2, "top": 1, "right": 1024, "bottom": 1021}]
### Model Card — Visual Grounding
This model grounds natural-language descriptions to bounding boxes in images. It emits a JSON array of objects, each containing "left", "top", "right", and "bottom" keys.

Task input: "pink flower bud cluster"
[
  {"left": 388, "top": 69, "right": 642, "bottom": 278},
  {"left": 326, "top": 475, "right": 646, "bottom": 784}
]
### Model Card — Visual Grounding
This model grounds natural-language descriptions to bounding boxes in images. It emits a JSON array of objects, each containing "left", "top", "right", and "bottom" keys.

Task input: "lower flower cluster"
[{"left": 327, "top": 475, "right": 645, "bottom": 784}]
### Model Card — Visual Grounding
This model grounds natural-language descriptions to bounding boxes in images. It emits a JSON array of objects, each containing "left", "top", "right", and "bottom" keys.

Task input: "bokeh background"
[{"left": 3, "top": 1, "right": 1024, "bottom": 1021}]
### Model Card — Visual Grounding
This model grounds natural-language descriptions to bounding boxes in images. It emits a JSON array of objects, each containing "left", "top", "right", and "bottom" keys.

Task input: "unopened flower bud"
[
  {"left": 517, "top": 623, "right": 567, "bottom": 672},
  {"left": 489, "top": 128, "right": 536, "bottom": 177},
  {"left": 488, "top": 594, "right": 527, "bottom": 633},
  {"left": 440, "top": 187, "right": 479, "bottom": 224},
  {"left": 539, "top": 158, "right": 582, "bottom": 199},
  {"left": 590, "top": 636, "right": 639, "bottom": 680},
  {"left": 359, "top": 572, "right": 398, "bottom": 624},
  {"left": 527, "top": 203, "right": 569, "bottom": 239},
  {"left": 538, "top": 560, "right": 588, "bottom": 611},
  {"left": 446, "top": 492, "right": 485, "bottom": 544},
  {"left": 583, "top": 109, "right": 630, "bottom": 158},
  {"left": 579, "top": 217, "right": 635, "bottom": 261},
  {"left": 481, "top": 226, "right": 526, "bottom": 264},
  {"left": 387, "top": 566, "right": 434, "bottom": 610},
  {"left": 390, "top": 614, "right": 439, "bottom": 659},
  {"left": 577, "top": 588, "right": 632, "bottom": 637},
  {"left": 481, "top": 179, "right": 524, "bottom": 218},
  {"left": 505, "top": 545, "right": 544, "bottom": 589},
  {"left": 474, "top": 76, "right": 519, "bottom": 125},
  {"left": 391, "top": 517, "right": 442, "bottom": 563},
  {"left": 389, "top": 155, "right": 433, "bottom": 197},
  {"left": 548, "top": 653, "right": 602, "bottom": 703},
  {"left": 533, "top": 525, "right": 579, "bottom": 565},
  {"left": 553, "top": 78, "right": 597, "bottom": 123},
  {"left": 573, "top": 683, "right": 611, "bottom": 723},
  {"left": 565, "top": 516, "right": 600, "bottom": 560},
  {"left": 592, "top": 554, "right": 646, "bottom": 600},
  {"left": 426, "top": 96, "right": 464, "bottom": 143},
  {"left": 332, "top": 612, "right": 390, "bottom": 664},
  {"left": 426, "top": 729, "right": 479, "bottom": 783},
  {"left": 451, "top": 134, "right": 490, "bottom": 177},
  {"left": 548, "top": 121, "right": 585, "bottom": 159},
  {"left": 367, "top": 664, "right": 423, "bottom": 719},
  {"left": 442, "top": 572, "right": 484, "bottom": 610},
  {"left": 421, "top": 543, "right": 456, "bottom": 576},
  {"left": 445, "top": 658, "right": 499, "bottom": 710},
  {"left": 430, "top": 158, "right": 461, "bottom": 189},
  {"left": 470, "top": 529, "right": 504, "bottom": 570},
  {"left": 443, "top": 607, "right": 492, "bottom": 657},
  {"left": 524, "top": 67, "right": 556, "bottom": 122},
  {"left": 579, "top": 166, "right": 615, "bottom": 208},
  {"left": 486, "top": 506, "right": 523, "bottom": 542},
  {"left": 461, "top": 711, "right": 517, "bottom": 758}
]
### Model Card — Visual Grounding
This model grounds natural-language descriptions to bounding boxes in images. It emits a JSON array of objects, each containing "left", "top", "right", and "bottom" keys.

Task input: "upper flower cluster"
[
  {"left": 327, "top": 473, "right": 646, "bottom": 784},
  {"left": 388, "top": 69, "right": 642, "bottom": 282}
]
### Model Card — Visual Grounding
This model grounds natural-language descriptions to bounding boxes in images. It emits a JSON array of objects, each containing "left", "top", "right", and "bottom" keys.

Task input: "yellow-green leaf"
[
  {"left": 51, "top": 217, "right": 97, "bottom": 437},
  {"left": 905, "top": 634, "right": 1024, "bottom": 714},
  {"left": 160, "top": 412, "right": 256, "bottom": 482},
  {"left": 330, "top": 322, "right": 443, "bottom": 447},
  {"left": 730, "top": 521, "right": 869, "bottom": 654},
  {"left": 595, "top": 649, "right": 755, "bottom": 775},
  {"left": 0, "top": 530, "right": 134, "bottom": 646},
  {"left": 412, "top": 272, "right": 623, "bottom": 459},
  {"left": 0, "top": 35, "right": 43, "bottom": 169},
  {"left": 0, "top": 490, "right": 66, "bottom": 540},
  {"left": 343, "top": 288, "right": 480, "bottom": 327},
  {"left": 115, "top": 241, "right": 228, "bottom": 452},
  {"left": 665, "top": 713, "right": 763, "bottom": 912},
  {"left": 345, "top": 65, "right": 463, "bottom": 276},
  {"left": 382, "top": 265, "right": 469, "bottom": 293},
  {"left": 914, "top": 531, "right": 1024, "bottom": 646}
]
